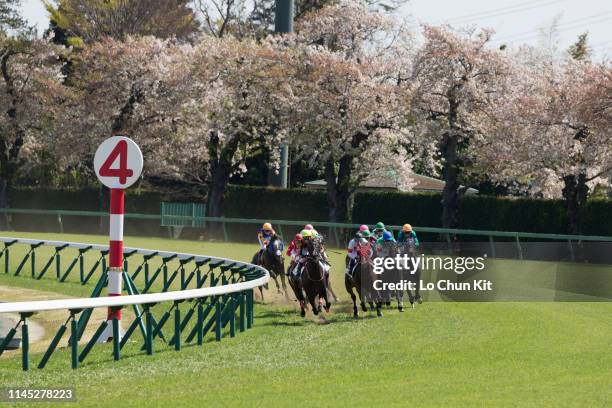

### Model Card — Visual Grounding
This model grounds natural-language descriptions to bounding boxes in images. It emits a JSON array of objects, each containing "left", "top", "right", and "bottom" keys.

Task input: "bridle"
[{"left": 303, "top": 256, "right": 325, "bottom": 282}]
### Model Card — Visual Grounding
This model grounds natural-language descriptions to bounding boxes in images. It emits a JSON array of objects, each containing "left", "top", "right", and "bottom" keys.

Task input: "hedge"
[
  {"left": 4, "top": 186, "right": 612, "bottom": 236},
  {"left": 223, "top": 185, "right": 328, "bottom": 221}
]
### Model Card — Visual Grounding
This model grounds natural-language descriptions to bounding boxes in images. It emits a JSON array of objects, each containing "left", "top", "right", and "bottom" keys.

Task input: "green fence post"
[
  {"left": 247, "top": 290, "right": 253, "bottom": 329},
  {"left": 31, "top": 249, "right": 36, "bottom": 278},
  {"left": 336, "top": 227, "right": 342, "bottom": 249},
  {"left": 70, "top": 312, "right": 79, "bottom": 369},
  {"left": 5, "top": 246, "right": 9, "bottom": 274},
  {"left": 229, "top": 295, "right": 236, "bottom": 338},
  {"left": 56, "top": 251, "right": 61, "bottom": 279},
  {"left": 488, "top": 235, "right": 496, "bottom": 258},
  {"left": 568, "top": 240, "right": 575, "bottom": 262},
  {"left": 515, "top": 235, "right": 523, "bottom": 260},
  {"left": 222, "top": 219, "right": 229, "bottom": 242},
  {"left": 174, "top": 302, "right": 181, "bottom": 351},
  {"left": 215, "top": 296, "right": 222, "bottom": 342},
  {"left": 239, "top": 291, "right": 246, "bottom": 333},
  {"left": 79, "top": 254, "right": 84, "bottom": 283},
  {"left": 20, "top": 313, "right": 32, "bottom": 371},
  {"left": 197, "top": 301, "right": 204, "bottom": 346},
  {"left": 145, "top": 305, "right": 154, "bottom": 355},
  {"left": 112, "top": 314, "right": 120, "bottom": 361}
]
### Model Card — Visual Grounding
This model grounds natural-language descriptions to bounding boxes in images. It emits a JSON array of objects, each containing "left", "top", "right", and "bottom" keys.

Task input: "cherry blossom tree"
[
  {"left": 476, "top": 53, "right": 612, "bottom": 234},
  {"left": 279, "top": 0, "right": 415, "bottom": 222},
  {"left": 57, "top": 35, "right": 193, "bottom": 182},
  {"left": 410, "top": 25, "right": 510, "bottom": 228},
  {"left": 0, "top": 33, "right": 68, "bottom": 209},
  {"left": 156, "top": 35, "right": 289, "bottom": 217}
]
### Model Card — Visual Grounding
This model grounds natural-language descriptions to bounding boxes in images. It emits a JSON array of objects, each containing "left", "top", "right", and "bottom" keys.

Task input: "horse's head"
[
  {"left": 398, "top": 237, "right": 417, "bottom": 256},
  {"left": 270, "top": 236, "right": 283, "bottom": 257},
  {"left": 378, "top": 240, "right": 397, "bottom": 258}
]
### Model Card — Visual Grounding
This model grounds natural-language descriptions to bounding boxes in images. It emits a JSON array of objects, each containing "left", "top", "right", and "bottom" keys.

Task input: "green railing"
[
  {"left": 1, "top": 207, "right": 611, "bottom": 244},
  {"left": 0, "top": 237, "right": 267, "bottom": 371}
]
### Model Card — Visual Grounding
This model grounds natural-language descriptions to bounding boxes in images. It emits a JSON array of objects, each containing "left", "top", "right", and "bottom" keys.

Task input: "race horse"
[
  {"left": 251, "top": 235, "right": 287, "bottom": 301},
  {"left": 345, "top": 240, "right": 383, "bottom": 319},
  {"left": 287, "top": 259, "right": 307, "bottom": 317},
  {"left": 300, "top": 237, "right": 331, "bottom": 316},
  {"left": 376, "top": 239, "right": 405, "bottom": 312},
  {"left": 397, "top": 236, "right": 423, "bottom": 307}
]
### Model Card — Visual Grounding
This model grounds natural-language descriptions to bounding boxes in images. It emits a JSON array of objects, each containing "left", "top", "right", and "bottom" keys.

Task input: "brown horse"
[
  {"left": 397, "top": 237, "right": 423, "bottom": 307},
  {"left": 300, "top": 238, "right": 331, "bottom": 315},
  {"left": 287, "top": 260, "right": 307, "bottom": 317},
  {"left": 345, "top": 241, "right": 383, "bottom": 319},
  {"left": 251, "top": 235, "right": 287, "bottom": 301}
]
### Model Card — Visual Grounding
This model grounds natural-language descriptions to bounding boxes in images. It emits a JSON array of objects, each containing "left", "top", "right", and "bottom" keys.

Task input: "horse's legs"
[
  {"left": 306, "top": 290, "right": 318, "bottom": 315},
  {"left": 258, "top": 286, "right": 265, "bottom": 303},
  {"left": 321, "top": 284, "right": 331, "bottom": 313},
  {"left": 376, "top": 301, "right": 383, "bottom": 317},
  {"left": 279, "top": 268, "right": 288, "bottom": 295},
  {"left": 299, "top": 299, "right": 306, "bottom": 317},
  {"left": 415, "top": 269, "right": 423, "bottom": 304},
  {"left": 397, "top": 289, "right": 404, "bottom": 312},
  {"left": 271, "top": 275, "right": 283, "bottom": 294},
  {"left": 357, "top": 286, "right": 367, "bottom": 312}
]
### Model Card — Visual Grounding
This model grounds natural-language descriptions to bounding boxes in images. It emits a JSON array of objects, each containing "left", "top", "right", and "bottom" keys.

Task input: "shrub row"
[{"left": 6, "top": 186, "right": 612, "bottom": 235}]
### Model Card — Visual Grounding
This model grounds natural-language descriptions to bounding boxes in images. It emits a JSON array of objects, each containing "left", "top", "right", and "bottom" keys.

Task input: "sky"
[{"left": 19, "top": 0, "right": 612, "bottom": 59}]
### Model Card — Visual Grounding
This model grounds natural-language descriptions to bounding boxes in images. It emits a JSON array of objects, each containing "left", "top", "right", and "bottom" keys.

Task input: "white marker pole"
[{"left": 94, "top": 136, "right": 143, "bottom": 342}]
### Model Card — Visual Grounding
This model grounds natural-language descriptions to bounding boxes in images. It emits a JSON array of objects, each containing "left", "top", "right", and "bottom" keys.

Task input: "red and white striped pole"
[
  {"left": 106, "top": 188, "right": 125, "bottom": 330},
  {"left": 94, "top": 136, "right": 143, "bottom": 343}
]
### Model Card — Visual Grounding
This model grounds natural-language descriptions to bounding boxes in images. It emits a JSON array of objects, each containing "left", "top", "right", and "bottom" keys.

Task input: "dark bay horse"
[
  {"left": 345, "top": 241, "right": 382, "bottom": 319},
  {"left": 251, "top": 235, "right": 287, "bottom": 301},
  {"left": 397, "top": 237, "right": 423, "bottom": 307},
  {"left": 376, "top": 240, "right": 404, "bottom": 312},
  {"left": 300, "top": 238, "right": 331, "bottom": 315},
  {"left": 287, "top": 260, "right": 307, "bottom": 317}
]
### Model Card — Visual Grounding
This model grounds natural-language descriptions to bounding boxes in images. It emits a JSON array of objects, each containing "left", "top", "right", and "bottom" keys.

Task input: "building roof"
[{"left": 303, "top": 172, "right": 478, "bottom": 194}]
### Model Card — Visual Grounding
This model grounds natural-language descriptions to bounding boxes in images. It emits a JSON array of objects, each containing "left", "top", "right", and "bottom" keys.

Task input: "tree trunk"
[
  {"left": 562, "top": 173, "right": 588, "bottom": 235},
  {"left": 206, "top": 133, "right": 239, "bottom": 219},
  {"left": 325, "top": 155, "right": 352, "bottom": 223},
  {"left": 0, "top": 179, "right": 10, "bottom": 229},
  {"left": 441, "top": 95, "right": 461, "bottom": 229}
]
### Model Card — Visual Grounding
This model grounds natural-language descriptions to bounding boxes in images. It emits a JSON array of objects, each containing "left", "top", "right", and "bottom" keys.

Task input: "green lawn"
[{"left": 0, "top": 232, "right": 611, "bottom": 407}]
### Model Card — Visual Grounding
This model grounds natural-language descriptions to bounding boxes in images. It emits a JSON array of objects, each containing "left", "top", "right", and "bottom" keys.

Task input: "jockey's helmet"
[
  {"left": 402, "top": 224, "right": 412, "bottom": 232},
  {"left": 374, "top": 221, "right": 385, "bottom": 230},
  {"left": 383, "top": 230, "right": 394, "bottom": 241},
  {"left": 300, "top": 229, "right": 312, "bottom": 238},
  {"left": 295, "top": 233, "right": 303, "bottom": 241},
  {"left": 262, "top": 222, "right": 273, "bottom": 232},
  {"left": 360, "top": 230, "right": 371, "bottom": 238},
  {"left": 359, "top": 224, "right": 369, "bottom": 232},
  {"left": 304, "top": 224, "right": 314, "bottom": 230}
]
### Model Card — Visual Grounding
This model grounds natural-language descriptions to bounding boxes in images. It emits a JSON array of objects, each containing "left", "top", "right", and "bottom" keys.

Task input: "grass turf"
[{"left": 0, "top": 232, "right": 610, "bottom": 407}]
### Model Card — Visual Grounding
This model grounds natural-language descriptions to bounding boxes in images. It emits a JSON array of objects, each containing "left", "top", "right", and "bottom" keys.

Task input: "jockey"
[
  {"left": 286, "top": 233, "right": 303, "bottom": 276},
  {"left": 257, "top": 222, "right": 276, "bottom": 251},
  {"left": 304, "top": 223, "right": 323, "bottom": 241},
  {"left": 305, "top": 223, "right": 328, "bottom": 259},
  {"left": 376, "top": 230, "right": 396, "bottom": 254},
  {"left": 372, "top": 221, "right": 388, "bottom": 240},
  {"left": 397, "top": 223, "right": 419, "bottom": 247},
  {"left": 346, "top": 229, "right": 371, "bottom": 277},
  {"left": 286, "top": 233, "right": 302, "bottom": 259}
]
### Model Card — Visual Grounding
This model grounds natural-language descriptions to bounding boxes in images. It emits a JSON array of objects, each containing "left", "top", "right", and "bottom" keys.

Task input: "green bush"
[
  {"left": 224, "top": 185, "right": 328, "bottom": 221},
  {"left": 4, "top": 186, "right": 612, "bottom": 236}
]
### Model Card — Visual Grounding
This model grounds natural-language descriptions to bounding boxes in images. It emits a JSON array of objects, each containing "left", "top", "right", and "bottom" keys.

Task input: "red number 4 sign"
[{"left": 94, "top": 136, "right": 143, "bottom": 189}]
